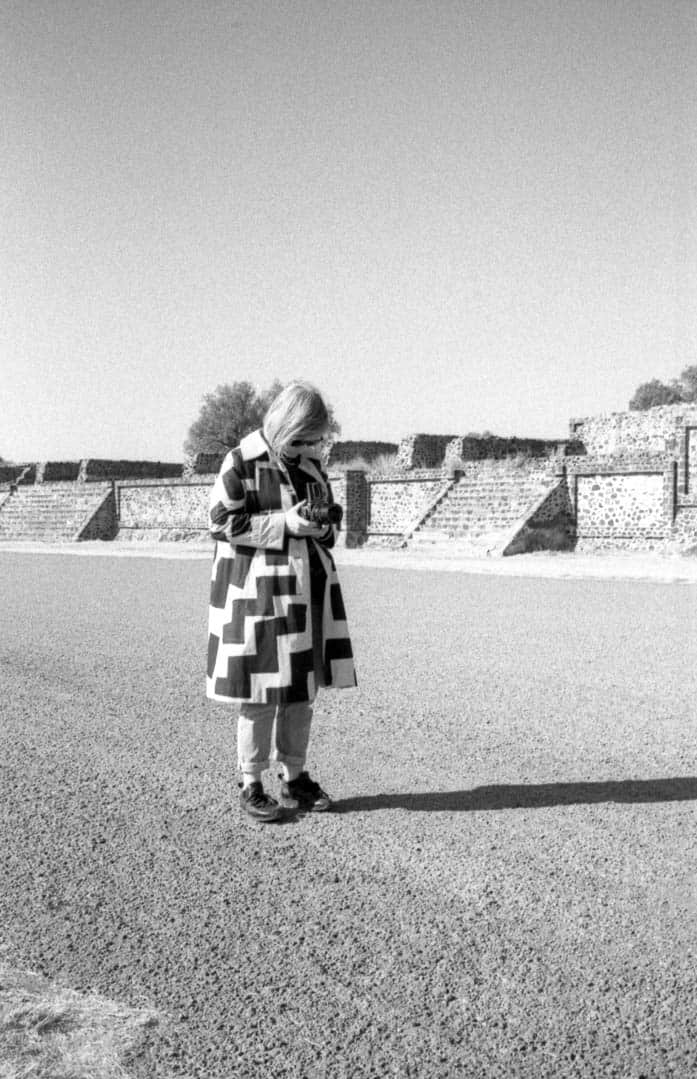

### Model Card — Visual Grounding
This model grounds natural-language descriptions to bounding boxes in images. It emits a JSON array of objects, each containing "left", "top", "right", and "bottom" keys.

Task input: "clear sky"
[{"left": 2, "top": 0, "right": 696, "bottom": 461}]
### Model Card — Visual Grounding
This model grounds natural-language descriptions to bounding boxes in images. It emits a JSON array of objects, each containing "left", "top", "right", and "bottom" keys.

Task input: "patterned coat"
[{"left": 206, "top": 429, "right": 357, "bottom": 704}]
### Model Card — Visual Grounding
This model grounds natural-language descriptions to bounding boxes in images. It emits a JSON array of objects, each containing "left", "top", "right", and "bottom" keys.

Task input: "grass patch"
[{"left": 0, "top": 964, "right": 161, "bottom": 1079}]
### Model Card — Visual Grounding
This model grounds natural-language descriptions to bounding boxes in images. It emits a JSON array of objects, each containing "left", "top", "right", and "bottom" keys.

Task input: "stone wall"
[
  {"left": 673, "top": 507, "right": 697, "bottom": 548},
  {"left": 562, "top": 451, "right": 682, "bottom": 552},
  {"left": 560, "top": 407, "right": 697, "bottom": 551},
  {"left": 117, "top": 481, "right": 212, "bottom": 541},
  {"left": 114, "top": 473, "right": 357, "bottom": 544},
  {"left": 564, "top": 467, "right": 697, "bottom": 553},
  {"left": 338, "top": 472, "right": 368, "bottom": 547},
  {"left": 327, "top": 473, "right": 346, "bottom": 509},
  {"left": 576, "top": 474, "right": 667, "bottom": 538},
  {"left": 396, "top": 433, "right": 568, "bottom": 471},
  {"left": 569, "top": 404, "right": 697, "bottom": 456},
  {"left": 113, "top": 469, "right": 446, "bottom": 547},
  {"left": 395, "top": 434, "right": 457, "bottom": 470},
  {"left": 686, "top": 426, "right": 697, "bottom": 496},
  {"left": 367, "top": 474, "right": 445, "bottom": 535},
  {"left": 6, "top": 406, "right": 697, "bottom": 553},
  {"left": 107, "top": 448, "right": 695, "bottom": 553},
  {"left": 566, "top": 453, "right": 672, "bottom": 530},
  {"left": 444, "top": 435, "right": 565, "bottom": 469}
]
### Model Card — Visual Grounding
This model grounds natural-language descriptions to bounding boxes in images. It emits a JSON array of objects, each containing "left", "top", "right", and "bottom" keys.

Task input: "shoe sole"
[
  {"left": 240, "top": 802, "right": 284, "bottom": 823},
  {"left": 280, "top": 795, "right": 332, "bottom": 813},
  {"left": 242, "top": 809, "right": 284, "bottom": 823}
]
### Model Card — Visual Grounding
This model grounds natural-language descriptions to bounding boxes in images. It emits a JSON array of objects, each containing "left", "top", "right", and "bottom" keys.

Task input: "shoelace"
[{"left": 248, "top": 788, "right": 276, "bottom": 807}]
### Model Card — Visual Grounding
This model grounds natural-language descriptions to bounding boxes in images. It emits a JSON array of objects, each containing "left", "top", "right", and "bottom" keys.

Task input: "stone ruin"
[{"left": 0, "top": 405, "right": 695, "bottom": 554}]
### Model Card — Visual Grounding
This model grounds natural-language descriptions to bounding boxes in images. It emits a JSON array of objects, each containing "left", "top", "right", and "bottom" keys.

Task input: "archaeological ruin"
[{"left": 1, "top": 404, "right": 696, "bottom": 555}]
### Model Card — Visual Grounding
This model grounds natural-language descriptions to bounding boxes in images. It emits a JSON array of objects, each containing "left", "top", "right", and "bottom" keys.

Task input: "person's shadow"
[{"left": 333, "top": 777, "right": 697, "bottom": 813}]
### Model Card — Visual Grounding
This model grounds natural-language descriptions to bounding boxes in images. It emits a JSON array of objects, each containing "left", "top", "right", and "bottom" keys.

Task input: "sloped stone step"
[
  {"left": 0, "top": 484, "right": 111, "bottom": 540},
  {"left": 405, "top": 471, "right": 562, "bottom": 554}
]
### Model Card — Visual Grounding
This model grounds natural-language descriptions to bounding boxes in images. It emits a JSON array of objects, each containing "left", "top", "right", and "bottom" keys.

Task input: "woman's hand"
[{"left": 285, "top": 500, "right": 325, "bottom": 538}]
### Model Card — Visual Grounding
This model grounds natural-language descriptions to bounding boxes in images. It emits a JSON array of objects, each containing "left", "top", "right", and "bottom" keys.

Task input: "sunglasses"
[{"left": 290, "top": 436, "right": 328, "bottom": 447}]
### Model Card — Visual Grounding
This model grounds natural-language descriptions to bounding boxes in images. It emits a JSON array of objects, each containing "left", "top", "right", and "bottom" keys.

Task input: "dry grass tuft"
[
  {"left": 367, "top": 452, "right": 400, "bottom": 474},
  {"left": 330, "top": 452, "right": 400, "bottom": 475},
  {"left": 0, "top": 964, "right": 161, "bottom": 1079}
]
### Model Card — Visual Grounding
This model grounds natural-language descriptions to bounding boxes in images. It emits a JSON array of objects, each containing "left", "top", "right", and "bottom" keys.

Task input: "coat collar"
[
  {"left": 295, "top": 454, "right": 324, "bottom": 484},
  {"left": 239, "top": 429, "right": 270, "bottom": 461},
  {"left": 239, "top": 429, "right": 324, "bottom": 484}
]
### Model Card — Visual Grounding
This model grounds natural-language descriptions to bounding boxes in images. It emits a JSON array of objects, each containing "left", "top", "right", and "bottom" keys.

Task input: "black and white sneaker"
[
  {"left": 280, "top": 772, "right": 332, "bottom": 812},
  {"left": 240, "top": 782, "right": 283, "bottom": 822}
]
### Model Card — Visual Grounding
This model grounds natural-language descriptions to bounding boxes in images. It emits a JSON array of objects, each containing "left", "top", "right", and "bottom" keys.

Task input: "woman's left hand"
[{"left": 285, "top": 500, "right": 325, "bottom": 538}]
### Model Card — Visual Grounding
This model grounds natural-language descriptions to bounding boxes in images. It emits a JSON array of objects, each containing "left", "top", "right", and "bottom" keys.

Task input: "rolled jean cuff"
[
  {"left": 237, "top": 757, "right": 270, "bottom": 773},
  {"left": 270, "top": 751, "right": 306, "bottom": 767}
]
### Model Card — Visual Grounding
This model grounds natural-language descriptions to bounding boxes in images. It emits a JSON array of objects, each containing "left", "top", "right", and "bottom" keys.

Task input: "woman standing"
[{"left": 207, "top": 381, "right": 357, "bottom": 822}]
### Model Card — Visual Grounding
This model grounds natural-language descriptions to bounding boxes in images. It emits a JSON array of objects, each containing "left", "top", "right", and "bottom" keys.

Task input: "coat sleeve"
[{"left": 209, "top": 453, "right": 286, "bottom": 550}]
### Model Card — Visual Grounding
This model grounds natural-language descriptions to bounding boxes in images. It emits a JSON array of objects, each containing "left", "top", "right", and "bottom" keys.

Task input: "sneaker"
[
  {"left": 240, "top": 781, "right": 283, "bottom": 822},
  {"left": 280, "top": 771, "right": 332, "bottom": 812}
]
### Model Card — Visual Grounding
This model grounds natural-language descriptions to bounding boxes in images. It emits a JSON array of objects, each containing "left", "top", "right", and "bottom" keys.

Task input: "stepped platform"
[
  {"left": 407, "top": 465, "right": 560, "bottom": 555},
  {"left": 0, "top": 483, "right": 113, "bottom": 542}
]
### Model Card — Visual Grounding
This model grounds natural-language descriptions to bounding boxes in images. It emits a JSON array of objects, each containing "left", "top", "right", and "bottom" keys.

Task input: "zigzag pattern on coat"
[
  {"left": 208, "top": 623, "right": 316, "bottom": 703},
  {"left": 210, "top": 545, "right": 294, "bottom": 607},
  {"left": 224, "top": 578, "right": 305, "bottom": 645}
]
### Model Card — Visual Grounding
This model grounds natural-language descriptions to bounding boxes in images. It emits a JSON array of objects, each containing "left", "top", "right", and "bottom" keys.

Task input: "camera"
[{"left": 299, "top": 482, "right": 343, "bottom": 527}]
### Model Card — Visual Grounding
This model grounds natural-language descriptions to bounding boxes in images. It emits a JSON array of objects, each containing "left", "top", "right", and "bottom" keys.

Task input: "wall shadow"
[{"left": 333, "top": 777, "right": 697, "bottom": 814}]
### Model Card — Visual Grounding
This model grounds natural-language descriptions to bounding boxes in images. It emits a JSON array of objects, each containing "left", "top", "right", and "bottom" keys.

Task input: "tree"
[
  {"left": 183, "top": 379, "right": 340, "bottom": 459},
  {"left": 629, "top": 364, "right": 697, "bottom": 410},
  {"left": 629, "top": 379, "right": 684, "bottom": 410},
  {"left": 676, "top": 364, "right": 697, "bottom": 402}
]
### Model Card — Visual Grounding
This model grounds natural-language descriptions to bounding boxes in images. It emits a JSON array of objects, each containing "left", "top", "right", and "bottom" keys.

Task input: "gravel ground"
[
  {"left": 1, "top": 549, "right": 697, "bottom": 1078},
  {"left": 2, "top": 538, "right": 697, "bottom": 583}
]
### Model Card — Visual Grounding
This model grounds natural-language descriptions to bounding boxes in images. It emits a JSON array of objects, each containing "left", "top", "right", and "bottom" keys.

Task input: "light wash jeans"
[{"left": 237, "top": 701, "right": 314, "bottom": 775}]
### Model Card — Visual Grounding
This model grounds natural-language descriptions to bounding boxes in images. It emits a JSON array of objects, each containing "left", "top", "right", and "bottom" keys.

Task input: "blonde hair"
[{"left": 263, "top": 381, "right": 330, "bottom": 457}]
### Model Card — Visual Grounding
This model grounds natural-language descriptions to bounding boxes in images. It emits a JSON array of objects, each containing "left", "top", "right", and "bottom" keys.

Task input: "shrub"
[
  {"left": 43, "top": 461, "right": 81, "bottom": 482},
  {"left": 85, "top": 460, "right": 183, "bottom": 481},
  {"left": 192, "top": 451, "right": 226, "bottom": 475},
  {"left": 328, "top": 441, "right": 398, "bottom": 466},
  {"left": 0, "top": 464, "right": 36, "bottom": 485}
]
